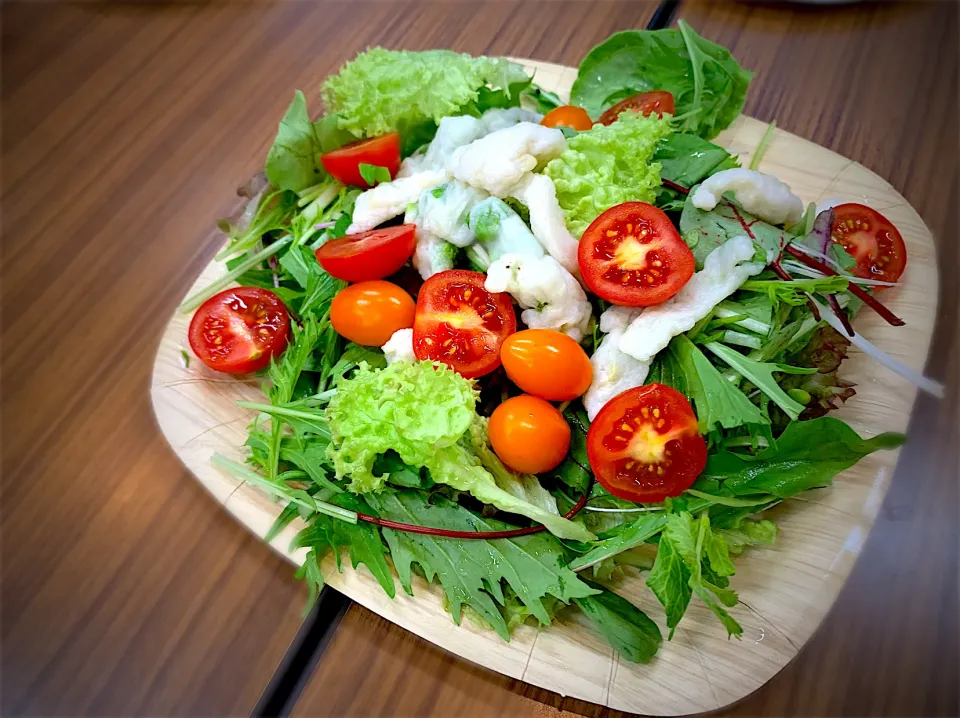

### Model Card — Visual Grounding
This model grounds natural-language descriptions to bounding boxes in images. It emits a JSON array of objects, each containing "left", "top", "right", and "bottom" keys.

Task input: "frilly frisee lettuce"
[
  {"left": 543, "top": 112, "right": 672, "bottom": 237},
  {"left": 325, "top": 361, "right": 595, "bottom": 542},
  {"left": 322, "top": 48, "right": 530, "bottom": 139}
]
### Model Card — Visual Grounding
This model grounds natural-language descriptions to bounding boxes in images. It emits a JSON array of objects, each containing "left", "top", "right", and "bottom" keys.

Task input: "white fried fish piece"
[
  {"left": 348, "top": 170, "right": 448, "bottom": 233},
  {"left": 448, "top": 122, "right": 565, "bottom": 197},
  {"left": 382, "top": 328, "right": 416, "bottom": 365},
  {"left": 691, "top": 168, "right": 804, "bottom": 227},
  {"left": 583, "top": 306, "right": 648, "bottom": 421},
  {"left": 484, "top": 253, "right": 591, "bottom": 341},
  {"left": 508, "top": 173, "right": 579, "bottom": 274},
  {"left": 619, "top": 235, "right": 765, "bottom": 363},
  {"left": 417, "top": 181, "right": 488, "bottom": 248}
]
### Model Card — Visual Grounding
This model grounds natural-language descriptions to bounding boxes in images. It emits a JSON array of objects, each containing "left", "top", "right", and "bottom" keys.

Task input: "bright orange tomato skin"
[
  {"left": 488, "top": 395, "right": 571, "bottom": 474},
  {"left": 500, "top": 329, "right": 593, "bottom": 401},
  {"left": 330, "top": 280, "right": 415, "bottom": 346},
  {"left": 540, "top": 105, "right": 593, "bottom": 131}
]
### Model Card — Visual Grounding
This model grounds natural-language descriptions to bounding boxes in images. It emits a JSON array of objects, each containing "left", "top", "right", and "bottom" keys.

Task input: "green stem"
[
  {"left": 211, "top": 455, "right": 357, "bottom": 524},
  {"left": 236, "top": 401, "right": 320, "bottom": 421},
  {"left": 749, "top": 120, "right": 777, "bottom": 171},
  {"left": 179, "top": 235, "right": 292, "bottom": 313}
]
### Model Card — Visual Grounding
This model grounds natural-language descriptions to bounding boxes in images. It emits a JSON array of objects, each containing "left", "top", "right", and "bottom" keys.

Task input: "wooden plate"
[{"left": 150, "top": 60, "right": 938, "bottom": 715}]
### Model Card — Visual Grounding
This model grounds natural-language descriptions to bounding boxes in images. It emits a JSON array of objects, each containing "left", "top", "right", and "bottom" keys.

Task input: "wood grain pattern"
[{"left": 294, "top": 2, "right": 959, "bottom": 717}]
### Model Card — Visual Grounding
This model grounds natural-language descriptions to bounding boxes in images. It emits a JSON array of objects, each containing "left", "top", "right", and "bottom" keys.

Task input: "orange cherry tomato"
[
  {"left": 587, "top": 384, "right": 706, "bottom": 503},
  {"left": 500, "top": 329, "right": 592, "bottom": 401},
  {"left": 488, "top": 395, "right": 571, "bottom": 475},
  {"left": 598, "top": 91, "right": 675, "bottom": 125},
  {"left": 330, "top": 280, "right": 415, "bottom": 346},
  {"left": 540, "top": 105, "right": 593, "bottom": 131}
]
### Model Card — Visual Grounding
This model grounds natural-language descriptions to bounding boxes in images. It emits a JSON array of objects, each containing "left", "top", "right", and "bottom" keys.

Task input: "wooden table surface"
[{"left": 1, "top": 1, "right": 956, "bottom": 717}]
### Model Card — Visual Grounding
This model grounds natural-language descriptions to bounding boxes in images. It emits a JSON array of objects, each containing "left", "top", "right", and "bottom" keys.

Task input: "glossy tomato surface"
[
  {"left": 599, "top": 91, "right": 675, "bottom": 125},
  {"left": 587, "top": 384, "right": 706, "bottom": 503},
  {"left": 315, "top": 225, "right": 416, "bottom": 282},
  {"left": 500, "top": 329, "right": 592, "bottom": 401},
  {"left": 579, "top": 202, "right": 694, "bottom": 306},
  {"left": 330, "top": 280, "right": 415, "bottom": 347},
  {"left": 489, "top": 395, "right": 571, "bottom": 474},
  {"left": 413, "top": 270, "right": 516, "bottom": 379},
  {"left": 188, "top": 287, "right": 290, "bottom": 374},
  {"left": 830, "top": 203, "right": 907, "bottom": 284},
  {"left": 320, "top": 133, "right": 400, "bottom": 188},
  {"left": 541, "top": 106, "right": 593, "bottom": 131}
]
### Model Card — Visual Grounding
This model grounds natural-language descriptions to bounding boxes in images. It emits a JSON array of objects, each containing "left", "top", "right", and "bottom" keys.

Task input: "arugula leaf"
[
  {"left": 571, "top": 21, "right": 752, "bottom": 139},
  {"left": 680, "top": 195, "right": 789, "bottom": 269},
  {"left": 646, "top": 512, "right": 743, "bottom": 638},
  {"left": 373, "top": 452, "right": 434, "bottom": 490},
  {"left": 358, "top": 163, "right": 392, "bottom": 187},
  {"left": 704, "top": 341, "right": 816, "bottom": 420},
  {"left": 366, "top": 491, "right": 599, "bottom": 640},
  {"left": 663, "top": 335, "right": 768, "bottom": 433},
  {"left": 266, "top": 91, "right": 326, "bottom": 193},
  {"left": 568, "top": 512, "right": 668, "bottom": 571},
  {"left": 574, "top": 584, "right": 662, "bottom": 663},
  {"left": 293, "top": 492, "right": 395, "bottom": 598},
  {"left": 698, "top": 416, "right": 905, "bottom": 498},
  {"left": 279, "top": 433, "right": 340, "bottom": 493},
  {"left": 645, "top": 531, "right": 692, "bottom": 637}
]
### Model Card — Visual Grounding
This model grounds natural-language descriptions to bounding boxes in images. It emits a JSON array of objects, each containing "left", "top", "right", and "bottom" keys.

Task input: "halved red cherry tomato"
[
  {"left": 500, "top": 329, "right": 592, "bottom": 401},
  {"left": 315, "top": 225, "right": 416, "bottom": 282},
  {"left": 330, "top": 280, "right": 415, "bottom": 347},
  {"left": 587, "top": 384, "right": 707, "bottom": 503},
  {"left": 579, "top": 202, "right": 694, "bottom": 306},
  {"left": 541, "top": 106, "right": 593, "bottom": 131},
  {"left": 188, "top": 287, "right": 290, "bottom": 374},
  {"left": 320, "top": 133, "right": 401, "bottom": 188},
  {"left": 830, "top": 203, "right": 907, "bottom": 285},
  {"left": 489, "top": 395, "right": 571, "bottom": 474},
  {"left": 413, "top": 270, "right": 516, "bottom": 379},
  {"left": 599, "top": 91, "right": 675, "bottom": 125}
]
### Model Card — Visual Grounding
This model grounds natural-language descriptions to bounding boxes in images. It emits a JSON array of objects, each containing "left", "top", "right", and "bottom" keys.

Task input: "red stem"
[
  {"left": 784, "top": 245, "right": 905, "bottom": 327},
  {"left": 661, "top": 178, "right": 690, "bottom": 195},
  {"left": 355, "top": 485, "right": 591, "bottom": 540}
]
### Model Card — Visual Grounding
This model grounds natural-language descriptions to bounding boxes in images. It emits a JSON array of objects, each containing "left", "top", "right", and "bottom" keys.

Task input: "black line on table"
[
  {"left": 252, "top": 588, "right": 351, "bottom": 718},
  {"left": 647, "top": 0, "right": 680, "bottom": 30}
]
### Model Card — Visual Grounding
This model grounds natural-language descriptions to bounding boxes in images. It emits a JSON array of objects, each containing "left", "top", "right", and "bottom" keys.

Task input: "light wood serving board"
[{"left": 150, "top": 60, "right": 938, "bottom": 715}]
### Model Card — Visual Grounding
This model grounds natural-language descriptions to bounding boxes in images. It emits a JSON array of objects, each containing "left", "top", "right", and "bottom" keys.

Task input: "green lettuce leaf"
[
  {"left": 325, "top": 361, "right": 593, "bottom": 541},
  {"left": 574, "top": 584, "right": 662, "bottom": 663},
  {"left": 543, "top": 112, "right": 672, "bottom": 237},
  {"left": 571, "top": 21, "right": 752, "bottom": 139},
  {"left": 366, "top": 490, "right": 598, "bottom": 640},
  {"left": 325, "top": 361, "right": 477, "bottom": 492},
  {"left": 322, "top": 48, "right": 530, "bottom": 139},
  {"left": 697, "top": 416, "right": 905, "bottom": 498}
]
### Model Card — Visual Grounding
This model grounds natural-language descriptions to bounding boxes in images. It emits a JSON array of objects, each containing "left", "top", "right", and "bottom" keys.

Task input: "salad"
[{"left": 179, "top": 23, "right": 940, "bottom": 663}]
